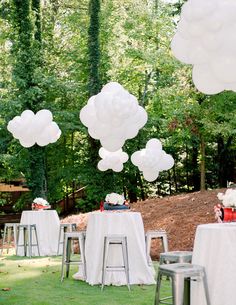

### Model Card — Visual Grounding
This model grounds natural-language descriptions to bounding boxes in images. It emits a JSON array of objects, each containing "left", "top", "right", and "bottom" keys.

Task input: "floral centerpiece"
[
  {"left": 101, "top": 193, "right": 129, "bottom": 211},
  {"left": 32, "top": 198, "right": 51, "bottom": 210},
  {"left": 215, "top": 189, "right": 236, "bottom": 222}
]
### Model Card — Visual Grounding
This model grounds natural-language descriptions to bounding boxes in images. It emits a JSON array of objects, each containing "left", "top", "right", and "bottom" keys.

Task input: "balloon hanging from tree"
[
  {"left": 79, "top": 82, "right": 148, "bottom": 152},
  {"left": 7, "top": 109, "right": 61, "bottom": 148},
  {"left": 97, "top": 147, "right": 128, "bottom": 172},
  {"left": 131, "top": 138, "right": 174, "bottom": 182},
  {"left": 171, "top": 0, "right": 236, "bottom": 94}
]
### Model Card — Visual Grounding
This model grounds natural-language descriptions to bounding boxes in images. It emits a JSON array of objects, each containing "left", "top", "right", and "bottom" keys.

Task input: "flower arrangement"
[
  {"left": 217, "top": 189, "right": 236, "bottom": 208},
  {"left": 103, "top": 193, "right": 129, "bottom": 211},
  {"left": 214, "top": 189, "right": 236, "bottom": 222},
  {"left": 105, "top": 193, "right": 125, "bottom": 205},
  {"left": 32, "top": 198, "right": 51, "bottom": 210}
]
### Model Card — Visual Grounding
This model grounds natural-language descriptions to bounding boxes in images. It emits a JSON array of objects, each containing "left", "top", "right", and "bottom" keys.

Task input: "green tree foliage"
[{"left": 0, "top": 0, "right": 236, "bottom": 212}]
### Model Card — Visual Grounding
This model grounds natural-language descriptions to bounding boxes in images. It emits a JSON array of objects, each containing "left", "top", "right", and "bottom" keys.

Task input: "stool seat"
[
  {"left": 145, "top": 230, "right": 169, "bottom": 265},
  {"left": 155, "top": 263, "right": 211, "bottom": 305},
  {"left": 0, "top": 223, "right": 20, "bottom": 255},
  {"left": 16, "top": 224, "right": 40, "bottom": 258},
  {"left": 61, "top": 231, "right": 86, "bottom": 282},
  {"left": 160, "top": 251, "right": 193, "bottom": 264},
  {"left": 101, "top": 234, "right": 130, "bottom": 291},
  {"left": 57, "top": 223, "right": 77, "bottom": 255}
]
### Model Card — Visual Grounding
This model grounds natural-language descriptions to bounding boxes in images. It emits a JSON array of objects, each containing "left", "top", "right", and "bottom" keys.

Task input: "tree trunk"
[
  {"left": 12, "top": 0, "right": 47, "bottom": 199},
  {"left": 200, "top": 134, "right": 206, "bottom": 191}
]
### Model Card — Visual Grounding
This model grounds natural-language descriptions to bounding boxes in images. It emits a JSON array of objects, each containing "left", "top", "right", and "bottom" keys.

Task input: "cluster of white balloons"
[
  {"left": 171, "top": 0, "right": 236, "bottom": 94},
  {"left": 131, "top": 138, "right": 174, "bottom": 182},
  {"left": 97, "top": 147, "right": 128, "bottom": 172},
  {"left": 217, "top": 189, "right": 236, "bottom": 208},
  {"left": 7, "top": 109, "right": 61, "bottom": 148},
  {"left": 79, "top": 82, "right": 148, "bottom": 152}
]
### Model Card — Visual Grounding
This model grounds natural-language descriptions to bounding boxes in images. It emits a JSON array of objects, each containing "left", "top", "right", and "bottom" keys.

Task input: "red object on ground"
[{"left": 223, "top": 207, "right": 236, "bottom": 222}]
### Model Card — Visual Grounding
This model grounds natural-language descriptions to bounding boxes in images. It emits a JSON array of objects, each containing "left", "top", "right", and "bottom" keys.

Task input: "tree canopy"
[{"left": 0, "top": 0, "right": 236, "bottom": 213}]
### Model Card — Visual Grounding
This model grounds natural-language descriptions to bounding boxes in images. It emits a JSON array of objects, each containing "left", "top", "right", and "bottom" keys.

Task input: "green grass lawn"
[{"left": 0, "top": 253, "right": 171, "bottom": 305}]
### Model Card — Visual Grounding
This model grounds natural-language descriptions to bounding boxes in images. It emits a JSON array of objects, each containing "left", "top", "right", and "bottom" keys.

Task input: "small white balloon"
[
  {"left": 97, "top": 147, "right": 128, "bottom": 172},
  {"left": 97, "top": 160, "right": 108, "bottom": 171},
  {"left": 131, "top": 151, "right": 141, "bottom": 166},
  {"left": 36, "top": 109, "right": 53, "bottom": 124},
  {"left": 101, "top": 82, "right": 124, "bottom": 94},
  {"left": 100, "top": 137, "right": 125, "bottom": 152},
  {"left": 146, "top": 138, "right": 162, "bottom": 151},
  {"left": 192, "top": 64, "right": 224, "bottom": 94},
  {"left": 143, "top": 171, "right": 159, "bottom": 182},
  {"left": 112, "top": 163, "right": 123, "bottom": 172},
  {"left": 19, "top": 138, "right": 35, "bottom": 148},
  {"left": 158, "top": 154, "right": 175, "bottom": 171},
  {"left": 171, "top": 33, "right": 192, "bottom": 65},
  {"left": 79, "top": 102, "right": 97, "bottom": 127}
]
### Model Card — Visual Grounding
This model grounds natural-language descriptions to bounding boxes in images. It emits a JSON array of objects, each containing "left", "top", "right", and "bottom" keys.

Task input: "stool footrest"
[{"left": 105, "top": 267, "right": 126, "bottom": 271}]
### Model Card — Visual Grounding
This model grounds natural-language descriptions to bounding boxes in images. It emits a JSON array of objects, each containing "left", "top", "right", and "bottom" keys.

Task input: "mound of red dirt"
[{"left": 62, "top": 188, "right": 225, "bottom": 259}]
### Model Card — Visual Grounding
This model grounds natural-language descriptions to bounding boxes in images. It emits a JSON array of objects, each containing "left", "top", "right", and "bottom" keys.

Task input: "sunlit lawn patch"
[{"left": 0, "top": 254, "right": 171, "bottom": 305}]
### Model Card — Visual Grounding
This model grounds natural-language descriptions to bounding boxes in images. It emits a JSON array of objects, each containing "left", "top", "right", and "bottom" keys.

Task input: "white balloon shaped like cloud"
[
  {"left": 171, "top": 0, "right": 236, "bottom": 94},
  {"left": 131, "top": 138, "right": 174, "bottom": 182},
  {"left": 97, "top": 147, "right": 129, "bottom": 172},
  {"left": 7, "top": 109, "right": 61, "bottom": 148},
  {"left": 79, "top": 82, "right": 148, "bottom": 152}
]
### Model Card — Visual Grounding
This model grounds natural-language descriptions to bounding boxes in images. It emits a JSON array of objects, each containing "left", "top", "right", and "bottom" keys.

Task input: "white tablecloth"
[
  {"left": 75, "top": 211, "right": 155, "bottom": 286},
  {"left": 191, "top": 223, "right": 236, "bottom": 305},
  {"left": 18, "top": 210, "right": 60, "bottom": 256}
]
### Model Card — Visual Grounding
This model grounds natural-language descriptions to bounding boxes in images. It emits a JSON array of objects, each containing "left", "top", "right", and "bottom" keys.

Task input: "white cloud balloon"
[
  {"left": 131, "top": 138, "right": 174, "bottom": 182},
  {"left": 97, "top": 147, "right": 129, "bottom": 172},
  {"left": 7, "top": 109, "right": 61, "bottom": 148},
  {"left": 79, "top": 82, "right": 148, "bottom": 152},
  {"left": 171, "top": 0, "right": 236, "bottom": 94}
]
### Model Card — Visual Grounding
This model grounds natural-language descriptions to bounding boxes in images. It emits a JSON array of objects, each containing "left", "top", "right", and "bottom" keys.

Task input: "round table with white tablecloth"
[
  {"left": 74, "top": 211, "right": 155, "bottom": 286},
  {"left": 17, "top": 210, "right": 60, "bottom": 256},
  {"left": 191, "top": 222, "right": 236, "bottom": 305}
]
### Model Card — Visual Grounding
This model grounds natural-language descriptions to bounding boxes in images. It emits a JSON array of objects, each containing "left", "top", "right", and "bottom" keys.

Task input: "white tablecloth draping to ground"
[
  {"left": 191, "top": 222, "right": 236, "bottom": 305},
  {"left": 18, "top": 210, "right": 60, "bottom": 256},
  {"left": 74, "top": 211, "right": 155, "bottom": 286}
]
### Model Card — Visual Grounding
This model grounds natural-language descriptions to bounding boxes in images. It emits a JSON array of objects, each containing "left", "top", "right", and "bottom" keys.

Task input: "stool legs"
[
  {"left": 66, "top": 238, "right": 71, "bottom": 278},
  {"left": 0, "top": 224, "right": 19, "bottom": 255},
  {"left": 101, "top": 236, "right": 130, "bottom": 291},
  {"left": 1, "top": 226, "right": 8, "bottom": 255},
  {"left": 202, "top": 271, "right": 211, "bottom": 305},
  {"left": 121, "top": 237, "right": 130, "bottom": 290},
  {"left": 57, "top": 223, "right": 77, "bottom": 255},
  {"left": 172, "top": 274, "right": 185, "bottom": 305},
  {"left": 146, "top": 231, "right": 169, "bottom": 266},
  {"left": 13, "top": 225, "right": 18, "bottom": 254},
  {"left": 16, "top": 225, "right": 40, "bottom": 258},
  {"left": 61, "top": 232, "right": 86, "bottom": 282}
]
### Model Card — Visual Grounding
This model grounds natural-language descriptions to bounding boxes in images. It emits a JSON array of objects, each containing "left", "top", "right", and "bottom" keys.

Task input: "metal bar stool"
[
  {"left": 160, "top": 251, "right": 193, "bottom": 265},
  {"left": 0, "top": 223, "right": 20, "bottom": 255},
  {"left": 16, "top": 224, "right": 40, "bottom": 258},
  {"left": 159, "top": 251, "right": 193, "bottom": 302},
  {"left": 61, "top": 231, "right": 86, "bottom": 282},
  {"left": 154, "top": 263, "right": 211, "bottom": 305},
  {"left": 145, "top": 230, "right": 169, "bottom": 265},
  {"left": 101, "top": 234, "right": 130, "bottom": 291},
  {"left": 57, "top": 223, "right": 77, "bottom": 255}
]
